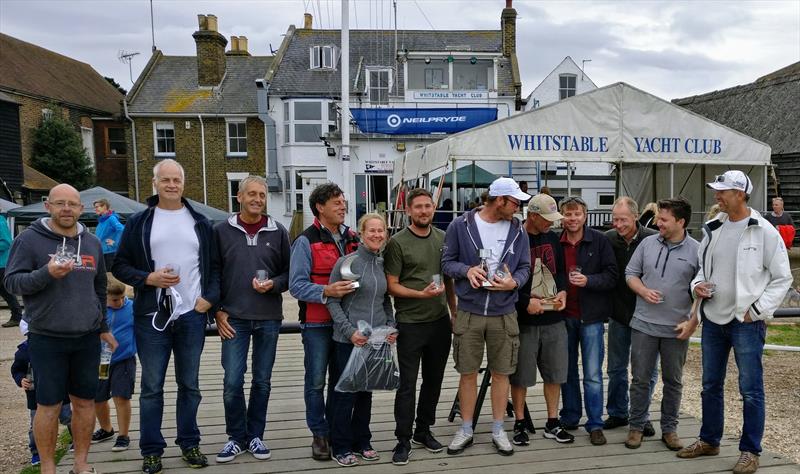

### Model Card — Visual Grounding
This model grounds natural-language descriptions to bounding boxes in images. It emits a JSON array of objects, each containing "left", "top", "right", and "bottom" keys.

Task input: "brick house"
[
  {"left": 0, "top": 33, "right": 127, "bottom": 201},
  {"left": 125, "top": 14, "right": 273, "bottom": 211}
]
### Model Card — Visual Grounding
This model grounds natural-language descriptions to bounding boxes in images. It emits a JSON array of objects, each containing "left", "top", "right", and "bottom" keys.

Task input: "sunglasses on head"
[{"left": 561, "top": 196, "right": 586, "bottom": 206}]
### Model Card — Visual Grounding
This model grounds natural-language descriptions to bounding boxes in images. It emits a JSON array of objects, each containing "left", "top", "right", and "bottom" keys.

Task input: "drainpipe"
[
  {"left": 198, "top": 114, "right": 207, "bottom": 204},
  {"left": 123, "top": 99, "right": 140, "bottom": 201},
  {"left": 255, "top": 79, "right": 282, "bottom": 192}
]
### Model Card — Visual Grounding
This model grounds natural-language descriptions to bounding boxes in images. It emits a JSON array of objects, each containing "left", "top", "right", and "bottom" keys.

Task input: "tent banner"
[{"left": 350, "top": 107, "right": 497, "bottom": 135}]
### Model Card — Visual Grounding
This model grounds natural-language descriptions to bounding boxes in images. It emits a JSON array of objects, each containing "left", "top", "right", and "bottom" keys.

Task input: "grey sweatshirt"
[
  {"left": 4, "top": 218, "right": 108, "bottom": 337},
  {"left": 326, "top": 245, "right": 395, "bottom": 344}
]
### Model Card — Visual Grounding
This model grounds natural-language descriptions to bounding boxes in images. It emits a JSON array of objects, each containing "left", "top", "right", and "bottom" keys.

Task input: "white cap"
[
  {"left": 488, "top": 177, "right": 531, "bottom": 201},
  {"left": 527, "top": 194, "right": 564, "bottom": 222},
  {"left": 706, "top": 170, "right": 753, "bottom": 195}
]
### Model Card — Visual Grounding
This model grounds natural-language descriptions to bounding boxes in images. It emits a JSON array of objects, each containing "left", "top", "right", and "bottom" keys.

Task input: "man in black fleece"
[{"left": 5, "top": 183, "right": 117, "bottom": 474}]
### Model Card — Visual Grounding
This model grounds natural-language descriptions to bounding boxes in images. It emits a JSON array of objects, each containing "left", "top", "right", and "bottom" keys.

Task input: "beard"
[{"left": 410, "top": 215, "right": 431, "bottom": 228}]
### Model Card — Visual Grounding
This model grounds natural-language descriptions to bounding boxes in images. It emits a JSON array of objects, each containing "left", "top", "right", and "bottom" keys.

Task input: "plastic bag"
[{"left": 335, "top": 322, "right": 400, "bottom": 392}]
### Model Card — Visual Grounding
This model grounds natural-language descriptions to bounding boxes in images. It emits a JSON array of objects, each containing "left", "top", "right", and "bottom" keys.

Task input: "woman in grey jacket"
[{"left": 326, "top": 213, "right": 396, "bottom": 467}]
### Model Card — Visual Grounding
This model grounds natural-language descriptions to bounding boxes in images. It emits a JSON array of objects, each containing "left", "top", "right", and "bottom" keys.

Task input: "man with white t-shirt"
[
  {"left": 113, "top": 159, "right": 220, "bottom": 474},
  {"left": 676, "top": 170, "right": 791, "bottom": 474}
]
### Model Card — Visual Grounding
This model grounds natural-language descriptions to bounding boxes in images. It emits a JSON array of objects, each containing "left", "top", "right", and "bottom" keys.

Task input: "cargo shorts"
[{"left": 452, "top": 310, "right": 519, "bottom": 375}]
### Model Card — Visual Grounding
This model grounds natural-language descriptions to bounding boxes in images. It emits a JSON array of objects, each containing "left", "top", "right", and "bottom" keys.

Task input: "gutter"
[
  {"left": 123, "top": 99, "right": 140, "bottom": 201},
  {"left": 198, "top": 114, "right": 208, "bottom": 204},
  {"left": 255, "top": 79, "right": 282, "bottom": 192}
]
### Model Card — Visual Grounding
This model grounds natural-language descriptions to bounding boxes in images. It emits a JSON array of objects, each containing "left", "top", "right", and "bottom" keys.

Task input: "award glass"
[
  {"left": 340, "top": 254, "right": 361, "bottom": 289},
  {"left": 478, "top": 249, "right": 493, "bottom": 287},
  {"left": 531, "top": 257, "right": 560, "bottom": 310}
]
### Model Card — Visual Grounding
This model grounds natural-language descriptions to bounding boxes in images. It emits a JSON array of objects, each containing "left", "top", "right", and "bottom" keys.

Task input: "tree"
[
  {"left": 31, "top": 114, "right": 95, "bottom": 190},
  {"left": 104, "top": 76, "right": 127, "bottom": 95}
]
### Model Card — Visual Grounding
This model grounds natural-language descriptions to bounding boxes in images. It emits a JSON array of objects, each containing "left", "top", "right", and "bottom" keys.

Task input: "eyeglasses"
[
  {"left": 714, "top": 175, "right": 727, "bottom": 183},
  {"left": 48, "top": 201, "right": 82, "bottom": 209},
  {"left": 505, "top": 197, "right": 521, "bottom": 208}
]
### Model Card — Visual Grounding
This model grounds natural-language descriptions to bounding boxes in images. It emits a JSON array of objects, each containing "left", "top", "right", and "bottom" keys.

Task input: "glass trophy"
[
  {"left": 340, "top": 254, "right": 361, "bottom": 289},
  {"left": 479, "top": 249, "right": 493, "bottom": 287}
]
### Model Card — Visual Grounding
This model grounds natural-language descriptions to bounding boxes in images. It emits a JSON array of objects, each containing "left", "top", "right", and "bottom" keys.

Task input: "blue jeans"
[
  {"left": 606, "top": 319, "right": 658, "bottom": 419},
  {"left": 699, "top": 318, "right": 766, "bottom": 454},
  {"left": 222, "top": 318, "right": 281, "bottom": 445},
  {"left": 329, "top": 341, "right": 373, "bottom": 456},
  {"left": 301, "top": 324, "right": 334, "bottom": 437},
  {"left": 560, "top": 319, "right": 605, "bottom": 433},
  {"left": 135, "top": 310, "right": 206, "bottom": 456},
  {"left": 29, "top": 406, "right": 72, "bottom": 455}
]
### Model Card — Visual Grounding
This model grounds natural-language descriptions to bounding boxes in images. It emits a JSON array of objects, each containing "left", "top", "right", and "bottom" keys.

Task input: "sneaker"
[
  {"left": 91, "top": 427, "right": 115, "bottom": 443},
  {"left": 31, "top": 453, "right": 40, "bottom": 466},
  {"left": 733, "top": 451, "right": 760, "bottom": 474},
  {"left": 141, "top": 455, "right": 163, "bottom": 474},
  {"left": 333, "top": 452, "right": 359, "bottom": 467},
  {"left": 355, "top": 447, "right": 379, "bottom": 461},
  {"left": 492, "top": 431, "right": 514, "bottom": 456},
  {"left": 524, "top": 418, "right": 536, "bottom": 434},
  {"left": 112, "top": 435, "right": 130, "bottom": 452},
  {"left": 412, "top": 431, "right": 444, "bottom": 453},
  {"left": 561, "top": 421, "right": 580, "bottom": 430},
  {"left": 603, "top": 415, "right": 629, "bottom": 430},
  {"left": 248, "top": 437, "right": 271, "bottom": 460},
  {"left": 512, "top": 420, "right": 529, "bottom": 446},
  {"left": 182, "top": 446, "right": 208, "bottom": 468},
  {"left": 643, "top": 420, "right": 656, "bottom": 437},
  {"left": 543, "top": 423, "right": 575, "bottom": 444},
  {"left": 447, "top": 429, "right": 474, "bottom": 455},
  {"left": 392, "top": 440, "right": 412, "bottom": 466},
  {"left": 590, "top": 429, "right": 607, "bottom": 446},
  {"left": 216, "top": 441, "right": 244, "bottom": 463},
  {"left": 625, "top": 430, "right": 643, "bottom": 449},
  {"left": 676, "top": 439, "right": 720, "bottom": 459}
]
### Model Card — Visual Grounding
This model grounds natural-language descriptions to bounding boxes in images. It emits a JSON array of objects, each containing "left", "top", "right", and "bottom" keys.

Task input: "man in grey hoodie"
[{"left": 5, "top": 184, "right": 117, "bottom": 474}]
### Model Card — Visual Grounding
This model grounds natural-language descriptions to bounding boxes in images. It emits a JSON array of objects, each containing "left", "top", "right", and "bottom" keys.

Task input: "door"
[{"left": 354, "top": 174, "right": 394, "bottom": 224}]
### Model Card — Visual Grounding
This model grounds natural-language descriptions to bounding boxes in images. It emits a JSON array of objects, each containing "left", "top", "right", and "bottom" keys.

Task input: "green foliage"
[
  {"left": 766, "top": 324, "right": 800, "bottom": 347},
  {"left": 31, "top": 112, "right": 95, "bottom": 190}
]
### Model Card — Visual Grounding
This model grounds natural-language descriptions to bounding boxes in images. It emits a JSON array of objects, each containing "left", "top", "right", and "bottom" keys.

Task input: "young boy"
[
  {"left": 11, "top": 320, "right": 73, "bottom": 466},
  {"left": 92, "top": 278, "right": 137, "bottom": 451}
]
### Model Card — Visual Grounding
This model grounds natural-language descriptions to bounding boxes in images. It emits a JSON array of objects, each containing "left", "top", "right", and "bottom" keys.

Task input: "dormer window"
[
  {"left": 367, "top": 69, "right": 392, "bottom": 104},
  {"left": 310, "top": 45, "right": 339, "bottom": 69}
]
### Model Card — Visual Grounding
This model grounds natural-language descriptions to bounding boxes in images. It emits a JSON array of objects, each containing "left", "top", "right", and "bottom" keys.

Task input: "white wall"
[{"left": 525, "top": 57, "right": 597, "bottom": 111}]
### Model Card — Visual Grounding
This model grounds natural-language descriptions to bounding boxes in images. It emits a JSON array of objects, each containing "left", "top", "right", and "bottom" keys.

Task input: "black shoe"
[
  {"left": 643, "top": 420, "right": 656, "bottom": 437},
  {"left": 112, "top": 435, "right": 130, "bottom": 452},
  {"left": 91, "top": 428, "right": 115, "bottom": 443},
  {"left": 561, "top": 422, "right": 580, "bottom": 430},
  {"left": 392, "top": 440, "right": 412, "bottom": 466},
  {"left": 603, "top": 416, "right": 629, "bottom": 430},
  {"left": 543, "top": 422, "right": 575, "bottom": 444},
  {"left": 181, "top": 446, "right": 208, "bottom": 468},
  {"left": 1, "top": 319, "right": 20, "bottom": 328},
  {"left": 512, "top": 420, "right": 529, "bottom": 446},
  {"left": 524, "top": 418, "right": 536, "bottom": 434},
  {"left": 411, "top": 431, "right": 444, "bottom": 453},
  {"left": 142, "top": 455, "right": 163, "bottom": 474}
]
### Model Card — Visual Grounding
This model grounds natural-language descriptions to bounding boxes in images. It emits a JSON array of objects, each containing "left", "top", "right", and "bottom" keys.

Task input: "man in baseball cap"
[
  {"left": 488, "top": 177, "right": 532, "bottom": 202},
  {"left": 705, "top": 170, "right": 753, "bottom": 195}
]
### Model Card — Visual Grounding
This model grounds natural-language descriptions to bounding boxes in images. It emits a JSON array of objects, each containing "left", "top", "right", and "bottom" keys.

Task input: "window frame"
[
  {"left": 225, "top": 119, "right": 248, "bottom": 158},
  {"left": 103, "top": 125, "right": 128, "bottom": 158},
  {"left": 283, "top": 99, "right": 336, "bottom": 144},
  {"left": 559, "top": 74, "right": 577, "bottom": 100},
  {"left": 366, "top": 68, "right": 393, "bottom": 105},
  {"left": 309, "top": 45, "right": 339, "bottom": 70},
  {"left": 226, "top": 172, "right": 249, "bottom": 213},
  {"left": 152, "top": 121, "right": 176, "bottom": 158}
]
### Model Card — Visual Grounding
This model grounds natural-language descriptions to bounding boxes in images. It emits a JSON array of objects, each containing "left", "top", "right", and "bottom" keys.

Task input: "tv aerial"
[{"left": 118, "top": 50, "right": 141, "bottom": 85}]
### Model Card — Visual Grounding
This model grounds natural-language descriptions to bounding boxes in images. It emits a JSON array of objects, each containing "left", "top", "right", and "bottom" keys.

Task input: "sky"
[{"left": 1, "top": 0, "right": 798, "bottom": 100}]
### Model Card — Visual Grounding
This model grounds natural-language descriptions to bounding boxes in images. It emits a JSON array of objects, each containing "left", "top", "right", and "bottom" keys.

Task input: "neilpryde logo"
[{"left": 386, "top": 114, "right": 402, "bottom": 128}]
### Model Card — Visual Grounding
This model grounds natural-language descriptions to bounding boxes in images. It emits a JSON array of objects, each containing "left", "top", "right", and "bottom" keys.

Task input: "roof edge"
[
  {"left": 266, "top": 25, "right": 296, "bottom": 82},
  {"left": 672, "top": 72, "right": 800, "bottom": 106},
  {"left": 128, "top": 50, "right": 163, "bottom": 104}
]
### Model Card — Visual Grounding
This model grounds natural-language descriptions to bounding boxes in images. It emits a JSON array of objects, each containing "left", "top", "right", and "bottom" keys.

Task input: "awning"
[{"left": 431, "top": 164, "right": 498, "bottom": 188}]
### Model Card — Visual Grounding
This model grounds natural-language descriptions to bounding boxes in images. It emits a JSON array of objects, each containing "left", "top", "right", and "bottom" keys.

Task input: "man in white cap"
[
  {"left": 442, "top": 177, "right": 531, "bottom": 456},
  {"left": 677, "top": 170, "right": 791, "bottom": 474},
  {"left": 510, "top": 194, "right": 574, "bottom": 446}
]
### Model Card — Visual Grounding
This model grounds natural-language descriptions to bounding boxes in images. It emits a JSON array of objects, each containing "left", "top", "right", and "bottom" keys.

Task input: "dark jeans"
[
  {"left": 301, "top": 324, "right": 334, "bottom": 437},
  {"left": 606, "top": 319, "right": 658, "bottom": 419},
  {"left": 699, "top": 318, "right": 766, "bottom": 454},
  {"left": 135, "top": 310, "right": 206, "bottom": 456},
  {"left": 222, "top": 318, "right": 281, "bottom": 445},
  {"left": 329, "top": 341, "right": 372, "bottom": 457},
  {"left": 394, "top": 316, "right": 451, "bottom": 440},
  {"left": 0, "top": 267, "right": 23, "bottom": 321},
  {"left": 629, "top": 329, "right": 688, "bottom": 433},
  {"left": 560, "top": 318, "right": 604, "bottom": 433}
]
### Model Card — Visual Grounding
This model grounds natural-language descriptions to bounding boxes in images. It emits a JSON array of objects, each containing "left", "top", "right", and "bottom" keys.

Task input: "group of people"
[{"left": 1, "top": 162, "right": 792, "bottom": 474}]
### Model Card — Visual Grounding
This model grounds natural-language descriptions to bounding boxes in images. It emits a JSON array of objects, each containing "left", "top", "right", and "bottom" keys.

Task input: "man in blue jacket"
[
  {"left": 93, "top": 198, "right": 125, "bottom": 271},
  {"left": 442, "top": 177, "right": 531, "bottom": 457},
  {"left": 112, "top": 159, "right": 219, "bottom": 474},
  {"left": 558, "top": 196, "right": 617, "bottom": 446}
]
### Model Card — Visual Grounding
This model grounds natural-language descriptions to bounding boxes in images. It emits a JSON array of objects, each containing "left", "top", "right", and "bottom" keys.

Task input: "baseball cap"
[
  {"left": 488, "top": 177, "right": 531, "bottom": 202},
  {"left": 706, "top": 170, "right": 753, "bottom": 195},
  {"left": 527, "top": 194, "right": 564, "bottom": 222}
]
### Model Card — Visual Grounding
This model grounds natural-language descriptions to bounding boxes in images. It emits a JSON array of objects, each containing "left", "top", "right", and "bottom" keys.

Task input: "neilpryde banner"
[{"left": 350, "top": 107, "right": 497, "bottom": 135}]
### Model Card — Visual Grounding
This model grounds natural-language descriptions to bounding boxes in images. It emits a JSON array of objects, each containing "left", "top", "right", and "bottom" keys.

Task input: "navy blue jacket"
[
  {"left": 564, "top": 226, "right": 618, "bottom": 324},
  {"left": 112, "top": 196, "right": 220, "bottom": 318}
]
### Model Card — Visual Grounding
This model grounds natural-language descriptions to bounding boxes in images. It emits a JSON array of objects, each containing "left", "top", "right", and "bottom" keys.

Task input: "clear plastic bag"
[{"left": 335, "top": 322, "right": 400, "bottom": 393}]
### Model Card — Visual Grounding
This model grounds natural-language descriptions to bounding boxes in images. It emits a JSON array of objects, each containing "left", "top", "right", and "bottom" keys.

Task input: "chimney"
[
  {"left": 501, "top": 0, "right": 517, "bottom": 57},
  {"left": 238, "top": 36, "right": 249, "bottom": 55},
  {"left": 193, "top": 13, "right": 228, "bottom": 86},
  {"left": 304, "top": 13, "right": 313, "bottom": 29},
  {"left": 226, "top": 35, "right": 251, "bottom": 56}
]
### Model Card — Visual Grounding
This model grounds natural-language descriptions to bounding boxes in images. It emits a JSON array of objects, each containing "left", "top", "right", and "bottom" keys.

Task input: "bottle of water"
[{"left": 99, "top": 342, "right": 112, "bottom": 380}]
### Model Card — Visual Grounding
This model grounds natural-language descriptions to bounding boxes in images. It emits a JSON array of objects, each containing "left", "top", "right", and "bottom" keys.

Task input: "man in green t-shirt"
[{"left": 385, "top": 188, "right": 457, "bottom": 466}]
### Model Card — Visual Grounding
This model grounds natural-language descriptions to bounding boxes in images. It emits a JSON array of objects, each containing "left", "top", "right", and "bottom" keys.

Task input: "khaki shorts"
[{"left": 452, "top": 310, "right": 519, "bottom": 375}]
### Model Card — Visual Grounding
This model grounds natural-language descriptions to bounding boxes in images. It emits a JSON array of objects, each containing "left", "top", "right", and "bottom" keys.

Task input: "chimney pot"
[
  {"left": 506, "top": 0, "right": 512, "bottom": 7},
  {"left": 230, "top": 35, "right": 239, "bottom": 51},
  {"left": 207, "top": 14, "right": 218, "bottom": 32},
  {"left": 197, "top": 14, "right": 207, "bottom": 30},
  {"left": 304, "top": 13, "right": 313, "bottom": 29},
  {"left": 238, "top": 36, "right": 248, "bottom": 53}
]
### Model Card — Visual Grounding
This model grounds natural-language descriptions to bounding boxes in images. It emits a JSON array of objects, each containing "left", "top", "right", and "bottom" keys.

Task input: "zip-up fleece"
[
  {"left": 326, "top": 245, "right": 395, "bottom": 343},
  {"left": 213, "top": 214, "right": 291, "bottom": 320},
  {"left": 4, "top": 218, "right": 108, "bottom": 337},
  {"left": 691, "top": 209, "right": 792, "bottom": 322},
  {"left": 441, "top": 208, "right": 531, "bottom": 316},
  {"left": 111, "top": 196, "right": 220, "bottom": 317}
]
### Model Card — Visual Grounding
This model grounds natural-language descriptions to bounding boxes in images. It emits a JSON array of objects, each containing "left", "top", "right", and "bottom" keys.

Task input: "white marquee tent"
[{"left": 393, "top": 82, "right": 772, "bottom": 213}]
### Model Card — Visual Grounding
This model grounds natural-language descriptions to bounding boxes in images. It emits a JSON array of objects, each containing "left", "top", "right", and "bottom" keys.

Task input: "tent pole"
[
  {"left": 615, "top": 162, "right": 620, "bottom": 198},
  {"left": 670, "top": 163, "right": 674, "bottom": 197},
  {"left": 567, "top": 161, "right": 572, "bottom": 196},
  {"left": 764, "top": 165, "right": 768, "bottom": 212},
  {"left": 651, "top": 164, "right": 657, "bottom": 202},
  {"left": 701, "top": 165, "right": 707, "bottom": 217},
  {"left": 452, "top": 158, "right": 458, "bottom": 219}
]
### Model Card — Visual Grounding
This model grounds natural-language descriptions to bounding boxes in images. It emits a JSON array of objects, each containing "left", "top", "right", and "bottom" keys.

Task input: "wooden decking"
[{"left": 58, "top": 334, "right": 799, "bottom": 473}]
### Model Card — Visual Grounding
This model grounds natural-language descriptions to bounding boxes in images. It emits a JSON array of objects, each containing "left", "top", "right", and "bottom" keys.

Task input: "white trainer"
[
  {"left": 492, "top": 430, "right": 514, "bottom": 456},
  {"left": 446, "top": 429, "right": 474, "bottom": 455}
]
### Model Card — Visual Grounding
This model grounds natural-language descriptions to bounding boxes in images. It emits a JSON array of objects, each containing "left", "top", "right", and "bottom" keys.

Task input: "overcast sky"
[{"left": 1, "top": 0, "right": 798, "bottom": 100}]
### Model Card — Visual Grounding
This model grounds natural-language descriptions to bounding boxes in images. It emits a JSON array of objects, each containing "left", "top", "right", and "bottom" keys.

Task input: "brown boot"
[
  {"left": 676, "top": 439, "right": 720, "bottom": 458},
  {"left": 625, "top": 430, "right": 643, "bottom": 449},
  {"left": 661, "top": 432, "right": 683, "bottom": 451},
  {"left": 589, "top": 430, "right": 607, "bottom": 446},
  {"left": 733, "top": 451, "right": 759, "bottom": 474},
  {"left": 311, "top": 436, "right": 330, "bottom": 460}
]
